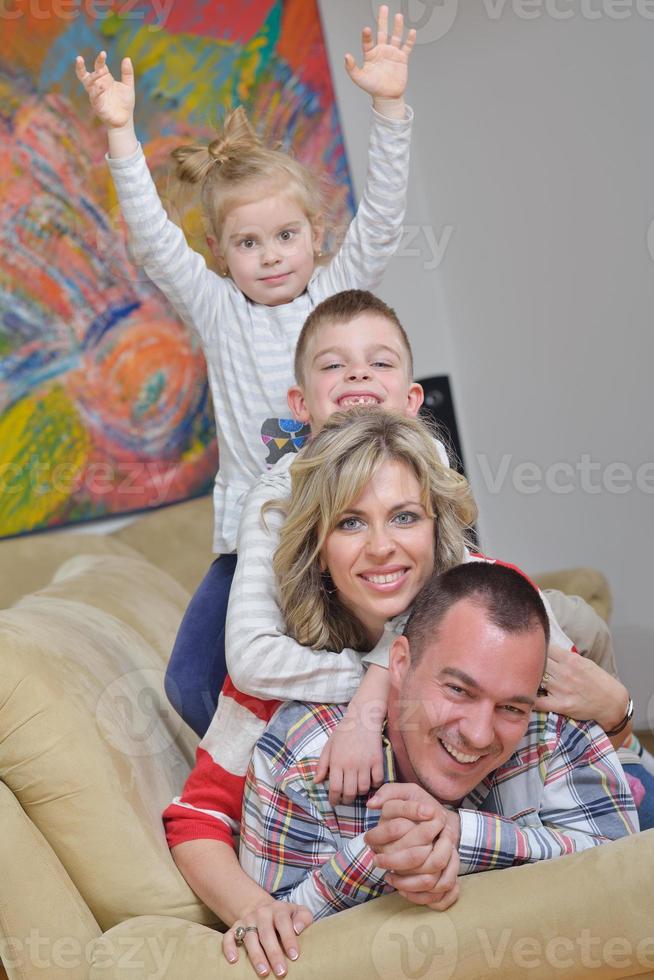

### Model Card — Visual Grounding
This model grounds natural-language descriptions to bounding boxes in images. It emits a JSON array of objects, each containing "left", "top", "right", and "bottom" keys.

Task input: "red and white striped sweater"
[{"left": 163, "top": 552, "right": 576, "bottom": 849}]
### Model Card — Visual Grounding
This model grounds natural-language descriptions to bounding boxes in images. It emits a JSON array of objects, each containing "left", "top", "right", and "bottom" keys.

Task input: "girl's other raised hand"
[
  {"left": 345, "top": 5, "right": 416, "bottom": 114},
  {"left": 75, "top": 51, "right": 135, "bottom": 130}
]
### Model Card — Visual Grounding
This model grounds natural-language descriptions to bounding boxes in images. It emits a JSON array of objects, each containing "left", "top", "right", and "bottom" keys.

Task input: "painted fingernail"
[
  {"left": 226, "top": 952, "right": 237, "bottom": 963},
  {"left": 275, "top": 966, "right": 287, "bottom": 977},
  {"left": 257, "top": 966, "right": 268, "bottom": 976},
  {"left": 294, "top": 922, "right": 305, "bottom": 935}
]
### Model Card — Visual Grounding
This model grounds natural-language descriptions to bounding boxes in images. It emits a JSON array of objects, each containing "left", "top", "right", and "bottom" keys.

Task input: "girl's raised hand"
[
  {"left": 345, "top": 5, "right": 416, "bottom": 105},
  {"left": 75, "top": 51, "right": 135, "bottom": 129}
]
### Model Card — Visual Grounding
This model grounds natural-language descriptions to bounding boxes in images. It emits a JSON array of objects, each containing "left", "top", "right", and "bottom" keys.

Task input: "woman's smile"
[
  {"left": 321, "top": 458, "right": 436, "bottom": 643},
  {"left": 359, "top": 565, "right": 409, "bottom": 589}
]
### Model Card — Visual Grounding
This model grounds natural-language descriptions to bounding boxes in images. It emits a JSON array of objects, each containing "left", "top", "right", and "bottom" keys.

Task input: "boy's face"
[{"left": 287, "top": 313, "right": 423, "bottom": 431}]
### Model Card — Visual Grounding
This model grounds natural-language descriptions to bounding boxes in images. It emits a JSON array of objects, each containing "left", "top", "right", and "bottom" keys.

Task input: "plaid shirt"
[{"left": 239, "top": 702, "right": 638, "bottom": 920}]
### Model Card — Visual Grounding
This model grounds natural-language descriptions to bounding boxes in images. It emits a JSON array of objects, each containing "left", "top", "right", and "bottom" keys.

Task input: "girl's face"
[
  {"left": 320, "top": 459, "right": 436, "bottom": 644},
  {"left": 212, "top": 185, "right": 321, "bottom": 307}
]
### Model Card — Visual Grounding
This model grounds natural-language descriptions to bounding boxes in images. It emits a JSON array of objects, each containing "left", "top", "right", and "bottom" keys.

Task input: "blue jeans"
[
  {"left": 165, "top": 554, "right": 237, "bottom": 737},
  {"left": 623, "top": 763, "right": 654, "bottom": 831}
]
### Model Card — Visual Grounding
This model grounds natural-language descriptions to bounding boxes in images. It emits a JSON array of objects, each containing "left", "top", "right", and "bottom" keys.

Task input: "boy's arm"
[
  {"left": 225, "top": 469, "right": 367, "bottom": 703},
  {"left": 76, "top": 52, "right": 221, "bottom": 339},
  {"left": 314, "top": 9, "right": 415, "bottom": 299}
]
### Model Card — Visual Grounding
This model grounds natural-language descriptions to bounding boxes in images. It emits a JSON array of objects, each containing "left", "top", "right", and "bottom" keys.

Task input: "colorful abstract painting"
[{"left": 0, "top": 0, "right": 353, "bottom": 538}]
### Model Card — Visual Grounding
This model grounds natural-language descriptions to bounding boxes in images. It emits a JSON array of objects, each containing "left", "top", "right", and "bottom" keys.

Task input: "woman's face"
[{"left": 321, "top": 459, "right": 436, "bottom": 643}]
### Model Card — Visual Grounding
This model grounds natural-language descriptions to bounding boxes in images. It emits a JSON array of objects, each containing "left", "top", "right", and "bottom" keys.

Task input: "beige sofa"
[{"left": 1, "top": 498, "right": 653, "bottom": 980}]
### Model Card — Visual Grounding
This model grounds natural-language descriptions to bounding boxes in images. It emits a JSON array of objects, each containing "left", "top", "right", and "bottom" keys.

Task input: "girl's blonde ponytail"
[{"left": 171, "top": 107, "right": 263, "bottom": 184}]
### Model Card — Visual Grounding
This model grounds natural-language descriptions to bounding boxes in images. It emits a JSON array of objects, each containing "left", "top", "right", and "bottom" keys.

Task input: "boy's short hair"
[{"left": 294, "top": 289, "right": 414, "bottom": 385}]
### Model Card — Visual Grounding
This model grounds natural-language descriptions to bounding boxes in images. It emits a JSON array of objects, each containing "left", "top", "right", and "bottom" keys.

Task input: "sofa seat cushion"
[{"left": 0, "top": 554, "right": 214, "bottom": 932}]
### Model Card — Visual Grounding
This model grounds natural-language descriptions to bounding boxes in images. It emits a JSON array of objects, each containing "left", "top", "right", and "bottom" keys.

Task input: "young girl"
[{"left": 75, "top": 6, "right": 417, "bottom": 737}]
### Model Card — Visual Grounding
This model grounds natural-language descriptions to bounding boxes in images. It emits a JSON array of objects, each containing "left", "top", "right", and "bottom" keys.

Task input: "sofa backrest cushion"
[{"left": 0, "top": 554, "right": 216, "bottom": 931}]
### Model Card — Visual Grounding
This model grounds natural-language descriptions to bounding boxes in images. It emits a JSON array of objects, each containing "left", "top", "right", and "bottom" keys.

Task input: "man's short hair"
[
  {"left": 404, "top": 562, "right": 550, "bottom": 665},
  {"left": 294, "top": 289, "right": 414, "bottom": 385}
]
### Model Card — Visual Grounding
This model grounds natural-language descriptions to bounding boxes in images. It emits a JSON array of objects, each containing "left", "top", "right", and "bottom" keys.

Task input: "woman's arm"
[
  {"left": 536, "top": 590, "right": 632, "bottom": 748},
  {"left": 225, "top": 467, "right": 367, "bottom": 703},
  {"left": 533, "top": 645, "right": 632, "bottom": 749},
  {"left": 171, "top": 838, "right": 267, "bottom": 925},
  {"left": 172, "top": 840, "right": 313, "bottom": 978},
  {"left": 315, "top": 664, "right": 390, "bottom": 805}
]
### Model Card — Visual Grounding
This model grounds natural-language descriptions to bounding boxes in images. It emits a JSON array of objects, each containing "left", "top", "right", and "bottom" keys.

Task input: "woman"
[{"left": 167, "top": 409, "right": 644, "bottom": 978}]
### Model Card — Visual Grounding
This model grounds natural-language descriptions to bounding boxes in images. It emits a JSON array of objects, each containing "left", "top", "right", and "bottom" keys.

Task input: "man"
[{"left": 239, "top": 562, "right": 638, "bottom": 919}]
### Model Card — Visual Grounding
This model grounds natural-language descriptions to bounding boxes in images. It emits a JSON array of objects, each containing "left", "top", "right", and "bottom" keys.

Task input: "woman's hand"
[
  {"left": 315, "top": 714, "right": 385, "bottom": 806},
  {"left": 345, "top": 5, "right": 416, "bottom": 116},
  {"left": 222, "top": 899, "right": 313, "bottom": 978},
  {"left": 534, "top": 645, "right": 630, "bottom": 739},
  {"left": 315, "top": 664, "right": 388, "bottom": 806},
  {"left": 75, "top": 51, "right": 135, "bottom": 130}
]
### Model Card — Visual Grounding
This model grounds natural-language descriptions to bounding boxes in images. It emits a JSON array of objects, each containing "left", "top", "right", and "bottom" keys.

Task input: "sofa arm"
[
  {"left": 88, "top": 833, "right": 654, "bottom": 980},
  {"left": 533, "top": 567, "right": 612, "bottom": 623},
  {"left": 0, "top": 783, "right": 101, "bottom": 980}
]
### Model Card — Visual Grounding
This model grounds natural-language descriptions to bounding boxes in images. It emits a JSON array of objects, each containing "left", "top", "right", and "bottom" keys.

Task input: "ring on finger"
[{"left": 234, "top": 925, "right": 259, "bottom": 947}]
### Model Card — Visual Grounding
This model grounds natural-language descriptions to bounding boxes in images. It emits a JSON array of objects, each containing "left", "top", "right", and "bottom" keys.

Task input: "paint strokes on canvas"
[{"left": 0, "top": 0, "right": 352, "bottom": 537}]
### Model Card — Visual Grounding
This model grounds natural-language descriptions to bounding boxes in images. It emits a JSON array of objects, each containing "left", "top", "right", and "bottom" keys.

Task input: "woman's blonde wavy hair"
[
  {"left": 268, "top": 408, "right": 478, "bottom": 654},
  {"left": 171, "top": 106, "right": 324, "bottom": 245}
]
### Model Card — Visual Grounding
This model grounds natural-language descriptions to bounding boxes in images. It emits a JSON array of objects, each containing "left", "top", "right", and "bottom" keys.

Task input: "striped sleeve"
[
  {"left": 163, "top": 677, "right": 279, "bottom": 849},
  {"left": 314, "top": 107, "right": 413, "bottom": 299},
  {"left": 106, "top": 145, "right": 224, "bottom": 341},
  {"left": 225, "top": 465, "right": 366, "bottom": 703},
  {"left": 458, "top": 716, "right": 638, "bottom": 873}
]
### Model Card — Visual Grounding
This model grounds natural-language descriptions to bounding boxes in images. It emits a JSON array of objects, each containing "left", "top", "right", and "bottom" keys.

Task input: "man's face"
[
  {"left": 287, "top": 313, "right": 423, "bottom": 431},
  {"left": 388, "top": 598, "right": 546, "bottom": 804}
]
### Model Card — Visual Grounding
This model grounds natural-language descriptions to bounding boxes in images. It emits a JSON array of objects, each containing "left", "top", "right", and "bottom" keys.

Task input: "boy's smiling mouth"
[{"left": 337, "top": 392, "right": 382, "bottom": 407}]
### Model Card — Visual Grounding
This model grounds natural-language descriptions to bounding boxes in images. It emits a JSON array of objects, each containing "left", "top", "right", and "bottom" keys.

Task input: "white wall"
[{"left": 318, "top": 0, "right": 654, "bottom": 727}]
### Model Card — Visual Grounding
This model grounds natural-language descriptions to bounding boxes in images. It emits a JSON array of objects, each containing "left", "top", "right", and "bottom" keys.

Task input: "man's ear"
[
  {"left": 207, "top": 235, "right": 228, "bottom": 275},
  {"left": 287, "top": 385, "right": 311, "bottom": 424},
  {"left": 405, "top": 382, "right": 424, "bottom": 418},
  {"left": 388, "top": 635, "right": 412, "bottom": 689}
]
